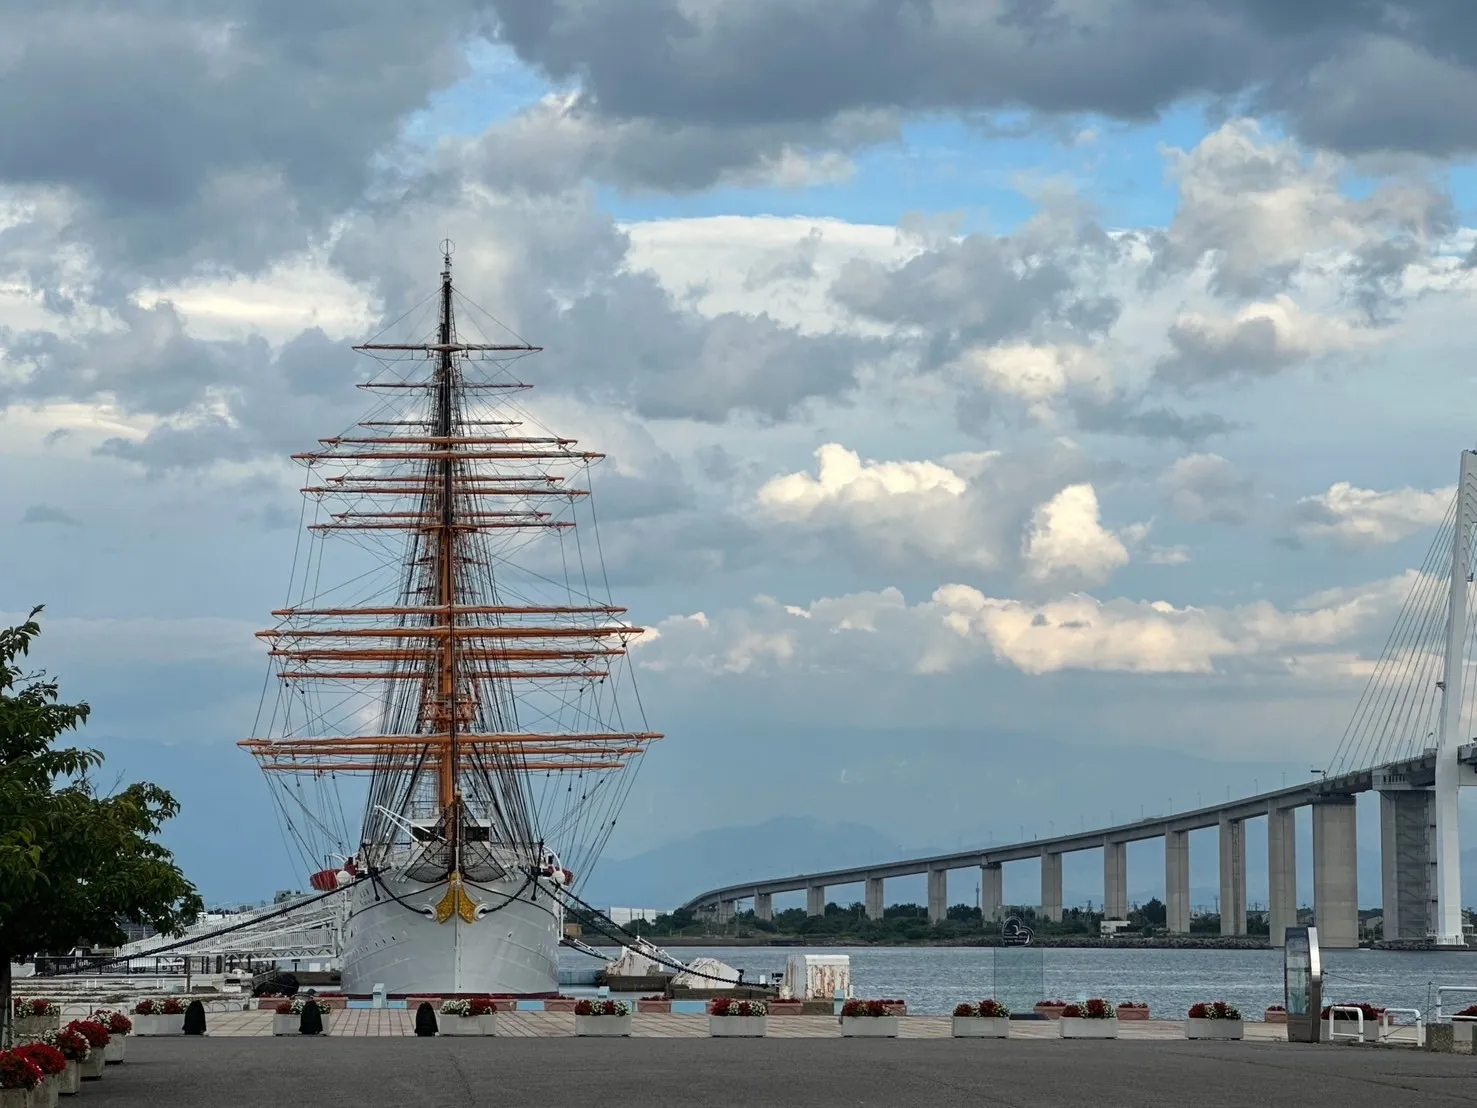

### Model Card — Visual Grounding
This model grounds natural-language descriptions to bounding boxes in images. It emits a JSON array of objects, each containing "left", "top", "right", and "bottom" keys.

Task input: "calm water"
[{"left": 560, "top": 946, "right": 1477, "bottom": 1018}]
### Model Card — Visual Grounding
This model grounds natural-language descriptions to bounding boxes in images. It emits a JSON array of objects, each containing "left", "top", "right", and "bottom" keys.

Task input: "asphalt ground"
[{"left": 86, "top": 1035, "right": 1477, "bottom": 1107}]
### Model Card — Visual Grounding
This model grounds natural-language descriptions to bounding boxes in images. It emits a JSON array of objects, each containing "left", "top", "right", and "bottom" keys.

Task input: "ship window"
[{"left": 464, "top": 824, "right": 490, "bottom": 842}]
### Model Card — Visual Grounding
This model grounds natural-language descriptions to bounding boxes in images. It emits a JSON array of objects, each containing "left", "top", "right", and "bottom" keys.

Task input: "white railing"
[
  {"left": 1378, "top": 1008, "right": 1424, "bottom": 1046},
  {"left": 1434, "top": 986, "right": 1477, "bottom": 1022},
  {"left": 1326, "top": 1005, "right": 1365, "bottom": 1041}
]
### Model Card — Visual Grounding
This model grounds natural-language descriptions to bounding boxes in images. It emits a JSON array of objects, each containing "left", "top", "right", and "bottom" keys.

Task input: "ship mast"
[
  {"left": 435, "top": 242, "right": 458, "bottom": 826},
  {"left": 240, "top": 243, "right": 664, "bottom": 888}
]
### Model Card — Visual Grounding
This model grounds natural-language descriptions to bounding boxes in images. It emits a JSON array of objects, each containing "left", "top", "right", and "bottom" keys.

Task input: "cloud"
[
  {"left": 1155, "top": 295, "right": 1370, "bottom": 388},
  {"left": 20, "top": 504, "right": 80, "bottom": 527},
  {"left": 1162, "top": 453, "right": 1256, "bottom": 525},
  {"left": 1020, "top": 484, "right": 1136, "bottom": 589},
  {"left": 1293, "top": 480, "right": 1453, "bottom": 548},
  {"left": 489, "top": 0, "right": 1477, "bottom": 164},
  {"left": 634, "top": 570, "right": 1416, "bottom": 680},
  {"left": 1157, "top": 119, "right": 1451, "bottom": 303},
  {"left": 752, "top": 442, "right": 1110, "bottom": 579}
]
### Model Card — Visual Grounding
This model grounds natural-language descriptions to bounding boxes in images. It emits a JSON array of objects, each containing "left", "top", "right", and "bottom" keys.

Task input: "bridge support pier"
[
  {"left": 1041, "top": 851, "right": 1062, "bottom": 922},
  {"left": 980, "top": 863, "right": 1002, "bottom": 924},
  {"left": 1314, "top": 795, "right": 1359, "bottom": 949},
  {"left": 865, "top": 877, "right": 884, "bottom": 920},
  {"left": 806, "top": 884, "right": 826, "bottom": 918},
  {"left": 1268, "top": 804, "right": 1297, "bottom": 947},
  {"left": 1103, "top": 840, "right": 1127, "bottom": 920},
  {"left": 927, "top": 868, "right": 948, "bottom": 924},
  {"left": 754, "top": 892, "right": 773, "bottom": 922},
  {"left": 718, "top": 899, "right": 736, "bottom": 924},
  {"left": 1165, "top": 829, "right": 1190, "bottom": 933},
  {"left": 1380, "top": 788, "right": 1434, "bottom": 941},
  {"left": 1219, "top": 816, "right": 1246, "bottom": 936}
]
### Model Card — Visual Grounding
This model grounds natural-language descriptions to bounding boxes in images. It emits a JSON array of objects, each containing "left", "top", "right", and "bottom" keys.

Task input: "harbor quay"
[{"left": 80, "top": 1035, "right": 1477, "bottom": 1108}]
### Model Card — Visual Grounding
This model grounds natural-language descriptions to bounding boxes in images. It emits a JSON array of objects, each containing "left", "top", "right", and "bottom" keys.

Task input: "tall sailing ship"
[{"left": 240, "top": 244, "right": 661, "bottom": 996}]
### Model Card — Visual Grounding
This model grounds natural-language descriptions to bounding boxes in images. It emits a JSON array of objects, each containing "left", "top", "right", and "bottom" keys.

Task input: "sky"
[{"left": 7, "top": 1, "right": 1477, "bottom": 908}]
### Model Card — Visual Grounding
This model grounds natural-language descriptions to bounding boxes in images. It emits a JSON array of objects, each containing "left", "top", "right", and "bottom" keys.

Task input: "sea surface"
[{"left": 559, "top": 945, "right": 1477, "bottom": 1018}]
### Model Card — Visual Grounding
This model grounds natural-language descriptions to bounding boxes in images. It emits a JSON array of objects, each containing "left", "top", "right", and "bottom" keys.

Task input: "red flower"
[
  {"left": 1061, "top": 1004, "right": 1084, "bottom": 1017},
  {"left": 467, "top": 997, "right": 497, "bottom": 1017},
  {"left": 574, "top": 999, "right": 593, "bottom": 1016},
  {"left": 1457, "top": 1004, "right": 1477, "bottom": 1018},
  {"left": 1080, "top": 998, "right": 1113, "bottom": 1019},
  {"left": 0, "top": 1050, "right": 43, "bottom": 1091},
  {"left": 976, "top": 999, "right": 1008, "bottom": 1018},
  {"left": 48, "top": 1028, "right": 90, "bottom": 1062},
  {"left": 92, "top": 1010, "right": 133, "bottom": 1035},
  {"left": 66, "top": 1020, "right": 111, "bottom": 1049},
  {"left": 160, "top": 998, "right": 185, "bottom": 1015},
  {"left": 14, "top": 1043, "right": 66, "bottom": 1078},
  {"left": 709, "top": 997, "right": 732, "bottom": 1016},
  {"left": 952, "top": 1003, "right": 975, "bottom": 1017}
]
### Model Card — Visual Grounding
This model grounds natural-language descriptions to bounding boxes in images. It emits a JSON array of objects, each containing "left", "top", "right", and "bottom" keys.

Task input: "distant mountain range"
[{"left": 578, "top": 816, "right": 1477, "bottom": 914}]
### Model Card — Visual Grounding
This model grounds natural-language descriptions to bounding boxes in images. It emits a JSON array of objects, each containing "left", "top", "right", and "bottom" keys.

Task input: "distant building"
[{"left": 606, "top": 907, "right": 664, "bottom": 926}]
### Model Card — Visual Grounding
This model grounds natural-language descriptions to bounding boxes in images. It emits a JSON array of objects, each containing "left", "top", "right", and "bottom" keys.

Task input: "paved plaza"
[{"left": 80, "top": 1031, "right": 1477, "bottom": 1107}]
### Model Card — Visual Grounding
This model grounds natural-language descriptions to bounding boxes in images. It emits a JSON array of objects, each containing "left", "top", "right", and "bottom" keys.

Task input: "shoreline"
[{"left": 585, "top": 935, "right": 1280, "bottom": 950}]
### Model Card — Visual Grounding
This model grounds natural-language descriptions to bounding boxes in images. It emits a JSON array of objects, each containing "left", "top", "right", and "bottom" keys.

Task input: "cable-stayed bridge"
[{"left": 683, "top": 451, "right": 1477, "bottom": 949}]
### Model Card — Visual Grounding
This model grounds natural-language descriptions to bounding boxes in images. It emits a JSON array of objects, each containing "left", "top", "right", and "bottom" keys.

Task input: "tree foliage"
[{"left": 0, "top": 607, "right": 203, "bottom": 1034}]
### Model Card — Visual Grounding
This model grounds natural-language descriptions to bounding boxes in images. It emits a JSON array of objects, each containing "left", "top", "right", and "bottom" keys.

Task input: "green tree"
[{"left": 0, "top": 607, "right": 203, "bottom": 1042}]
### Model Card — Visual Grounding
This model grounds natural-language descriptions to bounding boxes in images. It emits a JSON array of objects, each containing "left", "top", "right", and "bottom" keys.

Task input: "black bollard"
[
  {"left": 183, "top": 1000, "right": 207, "bottom": 1035},
  {"left": 414, "top": 1002, "right": 438, "bottom": 1037},
  {"left": 299, "top": 1001, "right": 324, "bottom": 1035}
]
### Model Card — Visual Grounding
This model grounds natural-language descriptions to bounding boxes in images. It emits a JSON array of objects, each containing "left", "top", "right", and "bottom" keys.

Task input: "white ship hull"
[{"left": 340, "top": 869, "right": 563, "bottom": 996}]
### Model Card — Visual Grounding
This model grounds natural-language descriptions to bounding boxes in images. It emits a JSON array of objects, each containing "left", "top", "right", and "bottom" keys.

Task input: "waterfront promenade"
[
  {"left": 90, "top": 1035, "right": 1476, "bottom": 1107},
  {"left": 170, "top": 1009, "right": 1294, "bottom": 1039}
]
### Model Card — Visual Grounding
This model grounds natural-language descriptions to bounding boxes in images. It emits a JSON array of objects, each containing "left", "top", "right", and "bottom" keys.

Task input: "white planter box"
[
  {"left": 133, "top": 1014, "right": 185, "bottom": 1037},
  {"left": 58, "top": 1063, "right": 80, "bottom": 1097},
  {"left": 708, "top": 1015, "right": 767, "bottom": 1038},
  {"left": 272, "top": 1012, "right": 333, "bottom": 1036},
  {"left": 840, "top": 1016, "right": 898, "bottom": 1038},
  {"left": 0, "top": 1088, "right": 29, "bottom": 1108},
  {"left": 438, "top": 1014, "right": 497, "bottom": 1036},
  {"left": 12, "top": 1016, "right": 59, "bottom": 1040},
  {"left": 1184, "top": 1018, "right": 1244, "bottom": 1040},
  {"left": 1060, "top": 1018, "right": 1118, "bottom": 1039},
  {"left": 78, "top": 1054, "right": 104, "bottom": 1082},
  {"left": 951, "top": 1016, "right": 1010, "bottom": 1038},
  {"left": 103, "top": 1036, "right": 126, "bottom": 1064},
  {"left": 575, "top": 1014, "right": 632, "bottom": 1037},
  {"left": 34, "top": 1074, "right": 60, "bottom": 1107}
]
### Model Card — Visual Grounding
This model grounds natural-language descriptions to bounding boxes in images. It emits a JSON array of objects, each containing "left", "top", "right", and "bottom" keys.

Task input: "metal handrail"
[
  {"left": 1378, "top": 1007, "right": 1423, "bottom": 1046},
  {"left": 1327, "top": 1005, "right": 1365, "bottom": 1041},
  {"left": 1434, "top": 986, "right": 1477, "bottom": 1022}
]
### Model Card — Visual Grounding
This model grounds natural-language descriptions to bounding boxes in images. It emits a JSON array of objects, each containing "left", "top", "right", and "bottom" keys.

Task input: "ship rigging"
[{"left": 239, "top": 242, "right": 661, "bottom": 995}]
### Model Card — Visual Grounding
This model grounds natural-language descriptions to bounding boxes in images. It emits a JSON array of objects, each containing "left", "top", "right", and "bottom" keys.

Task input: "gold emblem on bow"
[{"left": 434, "top": 871, "right": 479, "bottom": 924}]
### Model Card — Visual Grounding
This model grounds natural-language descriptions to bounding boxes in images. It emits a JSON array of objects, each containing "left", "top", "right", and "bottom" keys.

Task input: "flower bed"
[
  {"left": 951, "top": 1000, "right": 1010, "bottom": 1039},
  {"left": 1116, "top": 1002, "right": 1149, "bottom": 1021},
  {"left": 1185, "top": 1001, "right": 1244, "bottom": 1040},
  {"left": 66, "top": 1021, "right": 110, "bottom": 1081},
  {"left": 574, "top": 1000, "right": 631, "bottom": 1037},
  {"left": 543, "top": 998, "right": 578, "bottom": 1014},
  {"left": 708, "top": 997, "right": 767, "bottom": 1038},
  {"left": 14, "top": 1041, "right": 65, "bottom": 1106},
  {"left": 92, "top": 1010, "right": 132, "bottom": 1064},
  {"left": 38, "top": 1027, "right": 88, "bottom": 1095},
  {"left": 1264, "top": 1005, "right": 1287, "bottom": 1025},
  {"left": 1060, "top": 998, "right": 1118, "bottom": 1039},
  {"left": 636, "top": 996, "right": 671, "bottom": 1014},
  {"left": 132, "top": 998, "right": 185, "bottom": 1037},
  {"left": 1034, "top": 1000, "right": 1068, "bottom": 1019},
  {"left": 840, "top": 999, "right": 899, "bottom": 1038},
  {"left": 438, "top": 998, "right": 498, "bottom": 1036},
  {"left": 10, "top": 998, "right": 60, "bottom": 1040},
  {"left": 768, "top": 999, "right": 804, "bottom": 1016},
  {"left": 0, "top": 1048, "right": 43, "bottom": 1101}
]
